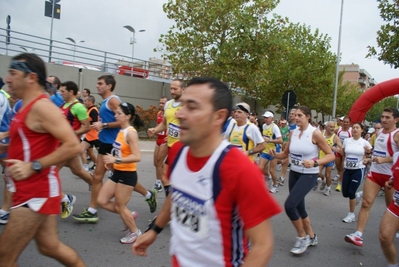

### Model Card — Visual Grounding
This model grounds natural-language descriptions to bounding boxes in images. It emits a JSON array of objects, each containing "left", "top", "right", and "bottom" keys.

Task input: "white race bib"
[
  {"left": 168, "top": 123, "right": 180, "bottom": 138},
  {"left": 290, "top": 153, "right": 303, "bottom": 166},
  {"left": 345, "top": 157, "right": 359, "bottom": 169}
]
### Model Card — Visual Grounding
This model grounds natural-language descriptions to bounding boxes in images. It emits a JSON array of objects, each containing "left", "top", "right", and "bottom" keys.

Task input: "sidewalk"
[{"left": 139, "top": 140, "right": 156, "bottom": 152}]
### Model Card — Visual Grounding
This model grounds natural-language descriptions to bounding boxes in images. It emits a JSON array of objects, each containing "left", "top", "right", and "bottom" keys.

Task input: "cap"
[
  {"left": 280, "top": 119, "right": 287, "bottom": 123},
  {"left": 235, "top": 102, "right": 250, "bottom": 114},
  {"left": 368, "top": 128, "right": 375, "bottom": 134},
  {"left": 262, "top": 111, "right": 274, "bottom": 118},
  {"left": 339, "top": 116, "right": 344, "bottom": 121}
]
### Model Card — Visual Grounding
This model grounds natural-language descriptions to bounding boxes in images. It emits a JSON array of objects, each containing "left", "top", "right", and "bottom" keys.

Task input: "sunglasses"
[{"left": 120, "top": 102, "right": 131, "bottom": 115}]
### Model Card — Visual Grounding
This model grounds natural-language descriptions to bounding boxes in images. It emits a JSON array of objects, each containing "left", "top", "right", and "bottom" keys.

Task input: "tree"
[
  {"left": 367, "top": 0, "right": 399, "bottom": 68},
  {"left": 158, "top": 0, "right": 337, "bottom": 110}
]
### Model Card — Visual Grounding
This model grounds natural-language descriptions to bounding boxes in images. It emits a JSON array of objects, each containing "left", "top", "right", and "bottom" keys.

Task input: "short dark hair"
[
  {"left": 61, "top": 81, "right": 79, "bottom": 96},
  {"left": 296, "top": 105, "right": 312, "bottom": 123},
  {"left": 343, "top": 115, "right": 352, "bottom": 122},
  {"left": 383, "top": 107, "right": 399, "bottom": 118},
  {"left": 352, "top": 122, "right": 364, "bottom": 130},
  {"left": 12, "top": 53, "right": 47, "bottom": 88},
  {"left": 83, "top": 88, "right": 91, "bottom": 95},
  {"left": 98, "top": 75, "right": 116, "bottom": 91},
  {"left": 49, "top": 75, "right": 61, "bottom": 89},
  {"left": 186, "top": 77, "right": 232, "bottom": 124},
  {"left": 86, "top": 95, "right": 95, "bottom": 104}
]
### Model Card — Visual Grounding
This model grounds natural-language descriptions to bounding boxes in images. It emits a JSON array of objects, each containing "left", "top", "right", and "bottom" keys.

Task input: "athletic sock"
[
  {"left": 88, "top": 207, "right": 97, "bottom": 214},
  {"left": 145, "top": 191, "right": 151, "bottom": 199},
  {"left": 164, "top": 185, "right": 171, "bottom": 197}
]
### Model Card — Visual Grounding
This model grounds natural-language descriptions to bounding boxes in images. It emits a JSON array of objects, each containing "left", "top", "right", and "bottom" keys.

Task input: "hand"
[
  {"left": 132, "top": 231, "right": 158, "bottom": 257},
  {"left": 147, "top": 128, "right": 156, "bottom": 137},
  {"left": 263, "top": 136, "right": 270, "bottom": 143},
  {"left": 91, "top": 121, "right": 103, "bottom": 131},
  {"left": 4, "top": 159, "right": 35, "bottom": 181},
  {"left": 373, "top": 156, "right": 384, "bottom": 164},
  {"left": 364, "top": 146, "right": 372, "bottom": 154},
  {"left": 301, "top": 159, "right": 315, "bottom": 168},
  {"left": 269, "top": 149, "right": 276, "bottom": 157},
  {"left": 386, "top": 179, "right": 394, "bottom": 189},
  {"left": 363, "top": 158, "right": 372, "bottom": 165},
  {"left": 102, "top": 153, "right": 116, "bottom": 165},
  {"left": 335, "top": 147, "right": 342, "bottom": 154}
]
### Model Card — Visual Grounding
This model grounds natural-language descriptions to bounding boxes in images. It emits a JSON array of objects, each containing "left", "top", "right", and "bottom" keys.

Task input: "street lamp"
[
  {"left": 66, "top": 37, "right": 85, "bottom": 67},
  {"left": 332, "top": 0, "right": 344, "bottom": 118},
  {"left": 123, "top": 25, "right": 146, "bottom": 77}
]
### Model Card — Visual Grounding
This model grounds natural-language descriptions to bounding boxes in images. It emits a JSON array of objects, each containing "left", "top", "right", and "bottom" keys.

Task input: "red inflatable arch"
[{"left": 348, "top": 78, "right": 399, "bottom": 123}]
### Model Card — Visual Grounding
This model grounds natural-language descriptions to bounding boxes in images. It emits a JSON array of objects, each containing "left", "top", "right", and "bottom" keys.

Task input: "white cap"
[
  {"left": 368, "top": 128, "right": 375, "bottom": 134},
  {"left": 235, "top": 102, "right": 250, "bottom": 114},
  {"left": 262, "top": 111, "right": 274, "bottom": 118},
  {"left": 339, "top": 116, "right": 345, "bottom": 120}
]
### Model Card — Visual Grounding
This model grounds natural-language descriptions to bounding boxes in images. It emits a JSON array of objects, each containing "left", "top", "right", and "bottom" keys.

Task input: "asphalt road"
[{"left": 0, "top": 141, "right": 391, "bottom": 267}]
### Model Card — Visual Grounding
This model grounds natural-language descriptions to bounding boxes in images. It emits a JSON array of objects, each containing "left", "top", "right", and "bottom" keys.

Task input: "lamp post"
[
  {"left": 66, "top": 37, "right": 85, "bottom": 67},
  {"left": 123, "top": 25, "right": 145, "bottom": 77},
  {"left": 332, "top": 0, "right": 344, "bottom": 118}
]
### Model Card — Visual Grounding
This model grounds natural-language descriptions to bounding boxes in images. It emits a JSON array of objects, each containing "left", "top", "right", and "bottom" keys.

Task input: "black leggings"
[
  {"left": 342, "top": 168, "right": 364, "bottom": 199},
  {"left": 285, "top": 171, "right": 318, "bottom": 221}
]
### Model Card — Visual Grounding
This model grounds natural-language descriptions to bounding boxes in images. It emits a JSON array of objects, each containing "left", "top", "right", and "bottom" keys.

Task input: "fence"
[{"left": 0, "top": 27, "right": 173, "bottom": 82}]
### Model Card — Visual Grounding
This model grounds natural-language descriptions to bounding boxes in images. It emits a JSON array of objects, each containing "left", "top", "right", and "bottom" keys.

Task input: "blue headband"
[{"left": 9, "top": 60, "right": 46, "bottom": 85}]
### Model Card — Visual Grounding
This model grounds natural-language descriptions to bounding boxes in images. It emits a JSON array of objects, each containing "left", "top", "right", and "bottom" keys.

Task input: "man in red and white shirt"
[
  {"left": 0, "top": 53, "right": 85, "bottom": 266},
  {"left": 133, "top": 77, "right": 281, "bottom": 267}
]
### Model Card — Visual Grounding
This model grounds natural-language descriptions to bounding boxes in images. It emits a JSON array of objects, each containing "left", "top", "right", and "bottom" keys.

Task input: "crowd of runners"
[{"left": 0, "top": 53, "right": 399, "bottom": 267}]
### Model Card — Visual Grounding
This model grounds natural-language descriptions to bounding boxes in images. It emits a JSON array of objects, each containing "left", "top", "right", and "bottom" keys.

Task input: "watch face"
[{"left": 32, "top": 161, "right": 42, "bottom": 171}]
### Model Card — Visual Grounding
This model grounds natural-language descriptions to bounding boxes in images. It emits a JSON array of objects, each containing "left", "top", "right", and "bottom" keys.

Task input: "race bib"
[
  {"left": 373, "top": 150, "right": 387, "bottom": 158},
  {"left": 345, "top": 157, "right": 359, "bottom": 169},
  {"left": 111, "top": 141, "right": 122, "bottom": 158},
  {"left": 172, "top": 189, "right": 209, "bottom": 238},
  {"left": 394, "top": 190, "right": 399, "bottom": 207},
  {"left": 290, "top": 153, "right": 303, "bottom": 166},
  {"left": 168, "top": 123, "right": 180, "bottom": 138}
]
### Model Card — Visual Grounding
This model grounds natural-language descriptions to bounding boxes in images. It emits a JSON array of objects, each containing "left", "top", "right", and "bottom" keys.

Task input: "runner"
[
  {"left": 133, "top": 77, "right": 281, "bottom": 266},
  {"left": 223, "top": 102, "right": 265, "bottom": 162},
  {"left": 153, "top": 96, "right": 168, "bottom": 192},
  {"left": 341, "top": 123, "right": 372, "bottom": 223},
  {"left": 345, "top": 107, "right": 399, "bottom": 247},
  {"left": 335, "top": 116, "right": 352, "bottom": 192},
  {"left": 277, "top": 119, "right": 289, "bottom": 186},
  {"left": 97, "top": 102, "right": 143, "bottom": 244},
  {"left": 271, "top": 105, "right": 334, "bottom": 255},
  {"left": 80, "top": 95, "right": 99, "bottom": 172},
  {"left": 0, "top": 53, "right": 85, "bottom": 266}
]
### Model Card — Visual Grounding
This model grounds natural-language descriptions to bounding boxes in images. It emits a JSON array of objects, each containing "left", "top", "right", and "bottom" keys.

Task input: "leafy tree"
[{"left": 367, "top": 0, "right": 399, "bottom": 68}]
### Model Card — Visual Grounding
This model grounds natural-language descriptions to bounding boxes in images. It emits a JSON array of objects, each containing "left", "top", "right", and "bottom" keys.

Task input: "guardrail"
[{"left": 0, "top": 27, "right": 173, "bottom": 81}]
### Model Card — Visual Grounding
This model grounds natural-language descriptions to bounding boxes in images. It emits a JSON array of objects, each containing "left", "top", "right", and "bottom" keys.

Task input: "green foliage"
[
  {"left": 367, "top": 0, "right": 399, "bottom": 68},
  {"left": 364, "top": 96, "right": 397, "bottom": 122}
]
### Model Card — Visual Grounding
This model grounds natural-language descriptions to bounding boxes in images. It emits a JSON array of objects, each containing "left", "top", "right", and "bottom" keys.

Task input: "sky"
[{"left": 0, "top": 0, "right": 397, "bottom": 83}]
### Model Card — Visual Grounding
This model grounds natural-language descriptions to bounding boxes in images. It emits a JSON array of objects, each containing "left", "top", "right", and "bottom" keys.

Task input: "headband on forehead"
[
  {"left": 236, "top": 104, "right": 249, "bottom": 114},
  {"left": 9, "top": 60, "right": 46, "bottom": 84}
]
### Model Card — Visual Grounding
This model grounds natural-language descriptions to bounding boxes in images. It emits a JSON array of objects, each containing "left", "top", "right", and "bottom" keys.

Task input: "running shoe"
[
  {"left": 290, "top": 236, "right": 310, "bottom": 255},
  {"left": 313, "top": 178, "right": 321, "bottom": 191},
  {"left": 120, "top": 229, "right": 142, "bottom": 244},
  {"left": 89, "top": 164, "right": 96, "bottom": 171},
  {"left": 378, "top": 189, "right": 385, "bottom": 196},
  {"left": 0, "top": 212, "right": 9, "bottom": 225},
  {"left": 332, "top": 174, "right": 339, "bottom": 183},
  {"left": 276, "top": 164, "right": 282, "bottom": 171},
  {"left": 72, "top": 209, "right": 99, "bottom": 223},
  {"left": 146, "top": 189, "right": 158, "bottom": 213},
  {"left": 335, "top": 183, "right": 342, "bottom": 192},
  {"left": 345, "top": 232, "right": 363, "bottom": 247},
  {"left": 277, "top": 177, "right": 285, "bottom": 186},
  {"left": 319, "top": 180, "right": 326, "bottom": 191},
  {"left": 324, "top": 188, "right": 331, "bottom": 196},
  {"left": 269, "top": 185, "right": 279, "bottom": 194},
  {"left": 82, "top": 164, "right": 89, "bottom": 172},
  {"left": 356, "top": 191, "right": 363, "bottom": 206},
  {"left": 309, "top": 234, "right": 318, "bottom": 246},
  {"left": 342, "top": 213, "right": 356, "bottom": 223},
  {"left": 154, "top": 182, "right": 163, "bottom": 192},
  {"left": 61, "top": 194, "right": 76, "bottom": 219}
]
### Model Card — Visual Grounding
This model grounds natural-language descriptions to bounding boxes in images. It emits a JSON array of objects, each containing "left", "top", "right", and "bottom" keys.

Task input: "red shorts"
[
  {"left": 12, "top": 196, "right": 61, "bottom": 215},
  {"left": 367, "top": 171, "right": 391, "bottom": 188},
  {"left": 387, "top": 201, "right": 399, "bottom": 218},
  {"left": 156, "top": 137, "right": 167, "bottom": 146},
  {"left": 335, "top": 152, "right": 342, "bottom": 158}
]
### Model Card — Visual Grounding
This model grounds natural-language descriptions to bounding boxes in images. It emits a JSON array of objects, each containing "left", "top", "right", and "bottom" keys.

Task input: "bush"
[{"left": 136, "top": 105, "right": 159, "bottom": 138}]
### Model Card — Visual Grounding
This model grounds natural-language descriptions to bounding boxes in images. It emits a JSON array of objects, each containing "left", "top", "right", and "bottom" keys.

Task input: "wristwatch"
[
  {"left": 248, "top": 150, "right": 254, "bottom": 155},
  {"left": 115, "top": 158, "right": 122, "bottom": 164},
  {"left": 32, "top": 160, "right": 43, "bottom": 173},
  {"left": 313, "top": 160, "right": 319, "bottom": 167},
  {"left": 103, "top": 123, "right": 108, "bottom": 129}
]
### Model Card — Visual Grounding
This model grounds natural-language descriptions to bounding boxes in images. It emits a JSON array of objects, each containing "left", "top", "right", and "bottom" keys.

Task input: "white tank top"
[
  {"left": 289, "top": 125, "right": 319, "bottom": 174},
  {"left": 371, "top": 129, "right": 399, "bottom": 175}
]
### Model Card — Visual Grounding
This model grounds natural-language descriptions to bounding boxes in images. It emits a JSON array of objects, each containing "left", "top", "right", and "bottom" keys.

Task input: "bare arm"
[
  {"left": 241, "top": 220, "right": 274, "bottom": 267},
  {"left": 314, "top": 130, "right": 335, "bottom": 165},
  {"left": 75, "top": 118, "right": 90, "bottom": 136},
  {"left": 148, "top": 116, "right": 167, "bottom": 137},
  {"left": 92, "top": 97, "right": 122, "bottom": 131}
]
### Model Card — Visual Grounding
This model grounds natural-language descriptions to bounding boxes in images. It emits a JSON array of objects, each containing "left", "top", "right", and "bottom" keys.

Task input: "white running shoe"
[
  {"left": 313, "top": 178, "right": 322, "bottom": 191},
  {"left": 319, "top": 180, "right": 326, "bottom": 191},
  {"left": 276, "top": 164, "right": 282, "bottom": 171},
  {"left": 332, "top": 174, "right": 340, "bottom": 183},
  {"left": 290, "top": 235, "right": 310, "bottom": 255},
  {"left": 343, "top": 212, "right": 356, "bottom": 223},
  {"left": 269, "top": 185, "right": 279, "bottom": 194},
  {"left": 324, "top": 188, "right": 331, "bottom": 196},
  {"left": 277, "top": 177, "right": 285, "bottom": 186},
  {"left": 120, "top": 229, "right": 142, "bottom": 244}
]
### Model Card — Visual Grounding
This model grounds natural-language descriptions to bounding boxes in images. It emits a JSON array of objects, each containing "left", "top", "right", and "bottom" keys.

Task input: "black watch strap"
[{"left": 150, "top": 224, "right": 163, "bottom": 234}]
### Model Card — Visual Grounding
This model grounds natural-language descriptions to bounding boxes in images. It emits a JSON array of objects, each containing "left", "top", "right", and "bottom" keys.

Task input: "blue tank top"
[
  {"left": 0, "top": 92, "right": 11, "bottom": 148},
  {"left": 99, "top": 95, "right": 121, "bottom": 144},
  {"left": 50, "top": 92, "right": 64, "bottom": 107}
]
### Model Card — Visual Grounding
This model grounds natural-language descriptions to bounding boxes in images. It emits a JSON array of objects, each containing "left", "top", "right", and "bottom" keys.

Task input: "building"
[{"left": 339, "top": 63, "right": 376, "bottom": 91}]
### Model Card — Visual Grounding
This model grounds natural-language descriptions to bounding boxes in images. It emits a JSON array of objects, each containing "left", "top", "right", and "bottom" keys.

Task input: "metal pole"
[
  {"left": 286, "top": 92, "right": 290, "bottom": 121},
  {"left": 48, "top": 0, "right": 55, "bottom": 63},
  {"left": 131, "top": 31, "right": 135, "bottom": 77},
  {"left": 332, "top": 0, "right": 344, "bottom": 118}
]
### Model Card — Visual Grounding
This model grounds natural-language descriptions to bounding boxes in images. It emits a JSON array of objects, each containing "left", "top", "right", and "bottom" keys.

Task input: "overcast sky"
[{"left": 0, "top": 0, "right": 397, "bottom": 83}]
